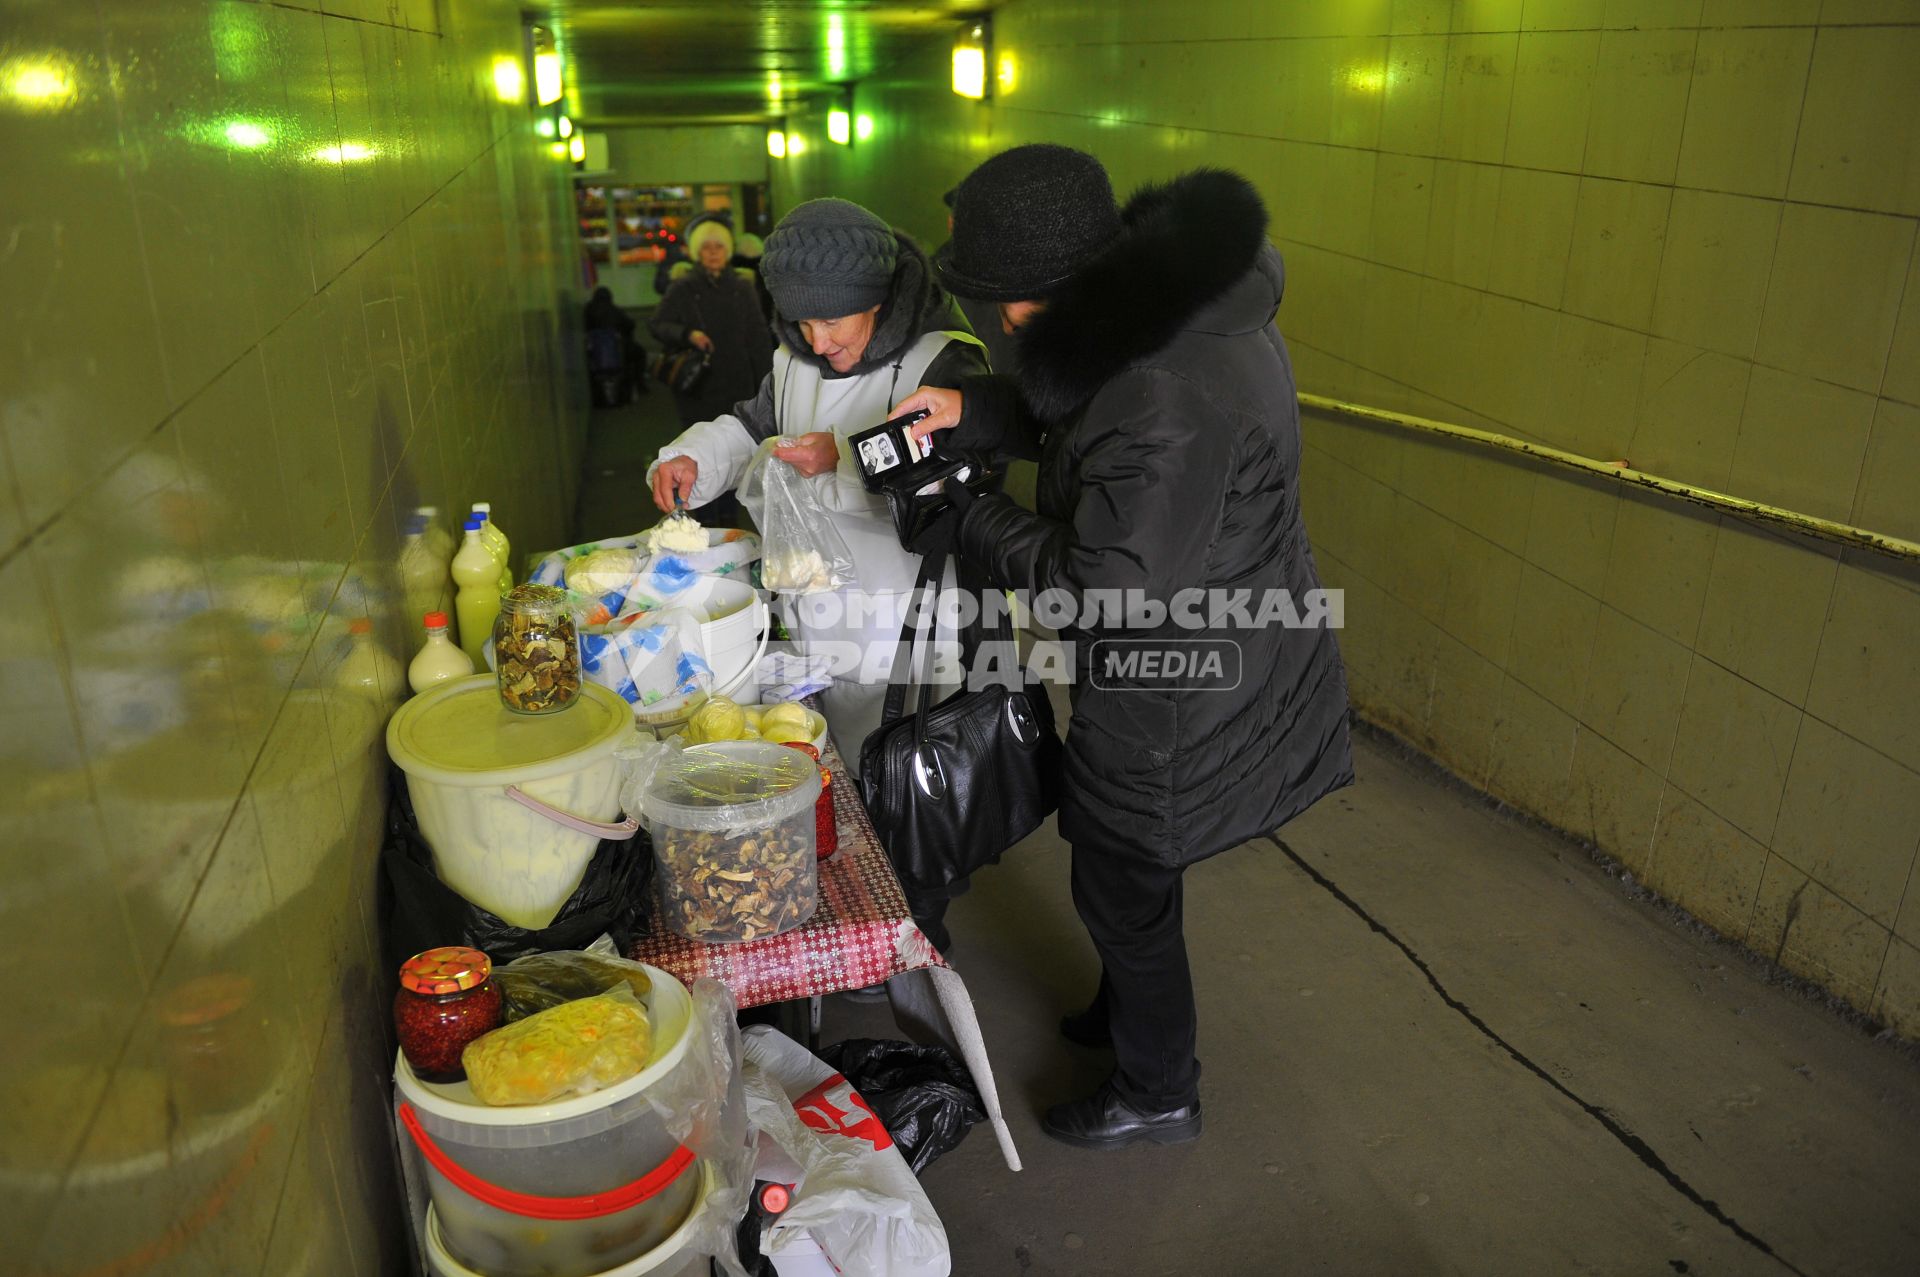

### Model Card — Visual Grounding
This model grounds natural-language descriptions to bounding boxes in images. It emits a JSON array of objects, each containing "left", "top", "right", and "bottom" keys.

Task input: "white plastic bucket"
[
  {"left": 398, "top": 966, "right": 704, "bottom": 1277},
  {"left": 386, "top": 677, "right": 641, "bottom": 928},
  {"left": 424, "top": 1162, "right": 717, "bottom": 1277},
  {"left": 677, "top": 575, "right": 768, "bottom": 698}
]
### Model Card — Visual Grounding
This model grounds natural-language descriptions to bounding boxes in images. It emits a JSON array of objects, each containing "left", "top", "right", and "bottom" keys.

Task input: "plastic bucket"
[
  {"left": 682, "top": 576, "right": 768, "bottom": 698},
  {"left": 424, "top": 1161, "right": 717, "bottom": 1277},
  {"left": 385, "top": 677, "right": 641, "bottom": 928},
  {"left": 397, "top": 966, "right": 703, "bottom": 1277}
]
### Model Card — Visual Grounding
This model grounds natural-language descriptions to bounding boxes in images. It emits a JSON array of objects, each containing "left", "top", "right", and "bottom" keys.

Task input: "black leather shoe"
[
  {"left": 1058, "top": 1006, "right": 1113, "bottom": 1048},
  {"left": 1041, "top": 1082, "right": 1202, "bottom": 1149}
]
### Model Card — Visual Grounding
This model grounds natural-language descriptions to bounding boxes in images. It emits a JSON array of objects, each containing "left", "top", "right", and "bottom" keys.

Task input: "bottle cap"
[
  {"left": 463, "top": 518, "right": 483, "bottom": 533},
  {"left": 473, "top": 502, "right": 492, "bottom": 513},
  {"left": 399, "top": 947, "right": 491, "bottom": 994},
  {"left": 423, "top": 611, "right": 449, "bottom": 629}
]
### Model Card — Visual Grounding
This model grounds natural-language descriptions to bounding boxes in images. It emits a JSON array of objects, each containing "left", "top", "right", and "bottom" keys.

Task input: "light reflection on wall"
[{"left": 1, "top": 53, "right": 79, "bottom": 112}]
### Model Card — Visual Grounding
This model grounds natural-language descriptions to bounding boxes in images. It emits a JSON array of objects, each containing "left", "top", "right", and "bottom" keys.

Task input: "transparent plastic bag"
[
  {"left": 461, "top": 985, "right": 653, "bottom": 1106},
  {"left": 493, "top": 949, "right": 658, "bottom": 1023},
  {"left": 738, "top": 445, "right": 856, "bottom": 595}
]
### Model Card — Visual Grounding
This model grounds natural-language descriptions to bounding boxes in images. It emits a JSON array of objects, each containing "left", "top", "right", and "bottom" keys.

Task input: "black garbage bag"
[
  {"left": 818, "top": 1038, "right": 985, "bottom": 1175},
  {"left": 379, "top": 767, "right": 655, "bottom": 971}
]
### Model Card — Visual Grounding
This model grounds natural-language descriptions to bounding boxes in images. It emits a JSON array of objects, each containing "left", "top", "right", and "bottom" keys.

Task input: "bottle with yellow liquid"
[
  {"left": 472, "top": 502, "right": 512, "bottom": 593},
  {"left": 337, "top": 617, "right": 404, "bottom": 702},
  {"left": 452, "top": 519, "right": 502, "bottom": 669},
  {"left": 408, "top": 610, "right": 474, "bottom": 693}
]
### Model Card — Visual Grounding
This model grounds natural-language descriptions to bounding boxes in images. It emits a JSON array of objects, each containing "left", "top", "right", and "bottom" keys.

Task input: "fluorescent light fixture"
[
  {"left": 568, "top": 133, "right": 585, "bottom": 163},
  {"left": 1, "top": 55, "right": 78, "bottom": 111},
  {"left": 855, "top": 113, "right": 874, "bottom": 141},
  {"left": 787, "top": 132, "right": 807, "bottom": 156},
  {"left": 557, "top": 115, "right": 573, "bottom": 139},
  {"left": 952, "top": 21, "right": 989, "bottom": 99},
  {"left": 767, "top": 129, "right": 786, "bottom": 158},
  {"left": 491, "top": 56, "right": 523, "bottom": 103},
  {"left": 533, "top": 51, "right": 563, "bottom": 105},
  {"left": 827, "top": 108, "right": 850, "bottom": 145},
  {"left": 535, "top": 116, "right": 555, "bottom": 138},
  {"left": 311, "top": 141, "right": 376, "bottom": 164}
]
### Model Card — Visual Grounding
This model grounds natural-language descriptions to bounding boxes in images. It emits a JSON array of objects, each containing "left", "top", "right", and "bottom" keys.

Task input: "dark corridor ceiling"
[{"left": 551, "top": 1, "right": 993, "bottom": 126}]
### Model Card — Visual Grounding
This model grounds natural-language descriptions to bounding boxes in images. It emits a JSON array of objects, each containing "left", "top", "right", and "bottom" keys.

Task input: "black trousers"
[{"left": 1070, "top": 844, "right": 1200, "bottom": 1109}]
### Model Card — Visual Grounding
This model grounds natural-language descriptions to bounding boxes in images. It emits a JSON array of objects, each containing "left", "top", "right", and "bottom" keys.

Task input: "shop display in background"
[
  {"left": 394, "top": 947, "right": 504, "bottom": 1084},
  {"left": 493, "top": 584, "right": 583, "bottom": 715}
]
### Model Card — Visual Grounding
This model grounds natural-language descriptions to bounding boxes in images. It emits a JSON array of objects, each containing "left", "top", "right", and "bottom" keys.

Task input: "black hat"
[{"left": 938, "top": 144, "right": 1121, "bottom": 301}]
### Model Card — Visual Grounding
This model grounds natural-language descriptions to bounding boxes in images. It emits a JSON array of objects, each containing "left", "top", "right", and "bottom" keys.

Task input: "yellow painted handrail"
[{"left": 1298, "top": 392, "right": 1920, "bottom": 563}]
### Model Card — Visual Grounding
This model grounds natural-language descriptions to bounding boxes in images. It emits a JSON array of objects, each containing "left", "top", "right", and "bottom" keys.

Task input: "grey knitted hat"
[{"left": 761, "top": 198, "right": 900, "bottom": 319}]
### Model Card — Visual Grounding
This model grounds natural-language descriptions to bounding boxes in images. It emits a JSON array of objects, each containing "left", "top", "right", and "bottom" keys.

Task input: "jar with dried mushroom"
[
  {"left": 640, "top": 741, "right": 822, "bottom": 943},
  {"left": 493, "top": 583, "right": 582, "bottom": 715}
]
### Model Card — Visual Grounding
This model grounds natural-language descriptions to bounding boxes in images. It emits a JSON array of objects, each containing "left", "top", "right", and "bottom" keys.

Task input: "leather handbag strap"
[{"left": 878, "top": 520, "right": 1019, "bottom": 733}]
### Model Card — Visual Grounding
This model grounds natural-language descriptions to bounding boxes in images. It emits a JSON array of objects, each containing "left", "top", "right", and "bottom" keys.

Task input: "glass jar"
[
  {"left": 394, "top": 946, "right": 503, "bottom": 1082},
  {"left": 781, "top": 741, "right": 838, "bottom": 860},
  {"left": 493, "top": 583, "right": 582, "bottom": 715},
  {"left": 159, "top": 973, "right": 268, "bottom": 1113}
]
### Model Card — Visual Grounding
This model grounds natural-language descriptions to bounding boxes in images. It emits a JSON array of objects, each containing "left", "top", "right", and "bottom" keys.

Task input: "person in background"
[
  {"left": 646, "top": 200, "right": 989, "bottom": 898},
  {"left": 649, "top": 213, "right": 771, "bottom": 432},
  {"left": 583, "top": 286, "right": 645, "bottom": 404},
  {"left": 732, "top": 231, "right": 776, "bottom": 326},
  {"left": 894, "top": 144, "right": 1354, "bottom": 1148}
]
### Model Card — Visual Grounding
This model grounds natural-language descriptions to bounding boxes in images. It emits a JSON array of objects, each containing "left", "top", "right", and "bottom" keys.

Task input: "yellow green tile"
[
  {"left": 1562, "top": 177, "right": 1671, "bottom": 329},
  {"left": 1806, "top": 562, "right": 1920, "bottom": 774},
  {"left": 1523, "top": 0, "right": 1608, "bottom": 28},
  {"left": 1695, "top": 521, "right": 1838, "bottom": 705},
  {"left": 1505, "top": 30, "right": 1601, "bottom": 170},
  {"left": 1667, "top": 655, "right": 1801, "bottom": 841},
  {"left": 1506, "top": 563, "right": 1603, "bottom": 711},
  {"left": 1602, "top": 0, "right": 1704, "bottom": 25},
  {"left": 1427, "top": 631, "right": 1506, "bottom": 782},
  {"left": 1755, "top": 204, "right": 1915, "bottom": 395},
  {"left": 1438, "top": 31, "right": 1521, "bottom": 163},
  {"left": 1391, "top": 0, "right": 1455, "bottom": 34},
  {"left": 1819, "top": 0, "right": 1920, "bottom": 19},
  {"left": 1380, "top": 34, "right": 1450, "bottom": 155},
  {"left": 1549, "top": 312, "right": 1648, "bottom": 459},
  {"left": 1330, "top": 36, "right": 1391, "bottom": 148},
  {"left": 1488, "top": 167, "right": 1580, "bottom": 306},
  {"left": 1583, "top": 28, "right": 1698, "bottom": 183},
  {"left": 1580, "top": 603, "right": 1693, "bottom": 769},
  {"left": 1747, "top": 853, "right": 1890, "bottom": 1009},
  {"left": 1884, "top": 245, "right": 1920, "bottom": 408},
  {"left": 1459, "top": 0, "right": 1528, "bottom": 30},
  {"left": 1601, "top": 491, "right": 1719, "bottom": 644},
  {"left": 1650, "top": 189, "right": 1780, "bottom": 357},
  {"left": 1442, "top": 527, "right": 1525, "bottom": 660},
  {"left": 1570, "top": 723, "right": 1667, "bottom": 869},
  {"left": 1788, "top": 25, "right": 1920, "bottom": 216},
  {"left": 1675, "top": 27, "right": 1814, "bottom": 199},
  {"left": 1772, "top": 717, "right": 1920, "bottom": 927},
  {"left": 1428, "top": 159, "right": 1497, "bottom": 286},
  {"left": 1876, "top": 938, "right": 1920, "bottom": 1041},
  {"left": 1701, "top": 0, "right": 1819, "bottom": 20},
  {"left": 1524, "top": 469, "right": 1622, "bottom": 595},
  {"left": 1369, "top": 155, "right": 1435, "bottom": 273},
  {"left": 1629, "top": 339, "right": 1748, "bottom": 489},
  {"left": 1853, "top": 399, "right": 1920, "bottom": 546},
  {"left": 1731, "top": 366, "right": 1875, "bottom": 525},
  {"left": 1486, "top": 676, "right": 1583, "bottom": 827},
  {"left": 1647, "top": 785, "right": 1769, "bottom": 939}
]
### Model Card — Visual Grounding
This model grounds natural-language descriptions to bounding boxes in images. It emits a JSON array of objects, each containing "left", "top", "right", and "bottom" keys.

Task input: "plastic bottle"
[
  {"left": 408, "top": 610, "right": 475, "bottom": 693},
  {"left": 415, "top": 506, "right": 458, "bottom": 619},
  {"left": 337, "top": 617, "right": 403, "bottom": 701},
  {"left": 399, "top": 515, "right": 444, "bottom": 641},
  {"left": 452, "top": 520, "right": 503, "bottom": 669},
  {"left": 472, "top": 503, "right": 513, "bottom": 593}
]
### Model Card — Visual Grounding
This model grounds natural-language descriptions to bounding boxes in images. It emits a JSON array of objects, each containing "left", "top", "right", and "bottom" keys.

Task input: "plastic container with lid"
[
  {"left": 494, "top": 583, "right": 583, "bottom": 716},
  {"left": 395, "top": 963, "right": 703, "bottom": 1277},
  {"left": 639, "top": 741, "right": 821, "bottom": 943},
  {"left": 395, "top": 947, "right": 503, "bottom": 1083},
  {"left": 410, "top": 610, "right": 477, "bottom": 693},
  {"left": 386, "top": 676, "right": 641, "bottom": 928}
]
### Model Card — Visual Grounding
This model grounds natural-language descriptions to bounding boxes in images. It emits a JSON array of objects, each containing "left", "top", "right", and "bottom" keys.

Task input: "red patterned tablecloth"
[{"left": 628, "top": 744, "right": 947, "bottom": 1009}]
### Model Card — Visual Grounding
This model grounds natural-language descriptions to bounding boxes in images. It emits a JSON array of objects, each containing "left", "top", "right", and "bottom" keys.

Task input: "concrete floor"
[{"left": 580, "top": 384, "right": 1920, "bottom": 1277}]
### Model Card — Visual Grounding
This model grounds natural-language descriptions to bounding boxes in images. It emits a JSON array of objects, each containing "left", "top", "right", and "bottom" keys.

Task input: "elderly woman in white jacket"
[{"left": 649, "top": 198, "right": 988, "bottom": 771}]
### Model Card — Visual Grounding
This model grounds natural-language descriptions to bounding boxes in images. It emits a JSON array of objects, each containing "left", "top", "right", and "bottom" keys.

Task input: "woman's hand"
[
  {"left": 892, "top": 386, "right": 962, "bottom": 451},
  {"left": 652, "top": 457, "right": 698, "bottom": 511},
  {"left": 773, "top": 432, "right": 840, "bottom": 478},
  {"left": 688, "top": 330, "right": 715, "bottom": 353}
]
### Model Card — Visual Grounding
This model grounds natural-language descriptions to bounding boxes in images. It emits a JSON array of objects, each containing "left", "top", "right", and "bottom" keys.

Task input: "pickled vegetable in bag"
[{"left": 461, "top": 985, "right": 653, "bottom": 1106}]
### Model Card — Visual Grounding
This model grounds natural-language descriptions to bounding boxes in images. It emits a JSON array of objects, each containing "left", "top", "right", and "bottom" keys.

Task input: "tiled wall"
[
  {"left": 773, "top": 0, "right": 1920, "bottom": 1035},
  {"left": 605, "top": 123, "right": 772, "bottom": 183},
  {"left": 1, "top": 0, "right": 584, "bottom": 1270}
]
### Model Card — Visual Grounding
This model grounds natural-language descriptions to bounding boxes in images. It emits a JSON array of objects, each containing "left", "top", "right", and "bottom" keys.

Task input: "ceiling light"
[
  {"left": 557, "top": 115, "right": 573, "bottom": 139},
  {"left": 568, "top": 133, "right": 585, "bottom": 163},
  {"left": 491, "top": 56, "right": 524, "bottom": 104},
  {"left": 828, "top": 109, "right": 850, "bottom": 146},
  {"left": 534, "top": 51, "right": 563, "bottom": 106},
  {"left": 952, "top": 22, "right": 989, "bottom": 100},
  {"left": 767, "top": 129, "right": 786, "bottom": 158},
  {"left": 855, "top": 113, "right": 874, "bottom": 141}
]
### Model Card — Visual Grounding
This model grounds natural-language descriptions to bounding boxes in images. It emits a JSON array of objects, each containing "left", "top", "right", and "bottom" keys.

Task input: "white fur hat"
[{"left": 685, "top": 217, "right": 734, "bottom": 257}]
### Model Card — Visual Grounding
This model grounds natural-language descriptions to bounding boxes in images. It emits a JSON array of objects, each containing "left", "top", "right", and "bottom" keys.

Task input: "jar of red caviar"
[
  {"left": 394, "top": 947, "right": 502, "bottom": 1082},
  {"left": 780, "top": 742, "right": 838, "bottom": 860}
]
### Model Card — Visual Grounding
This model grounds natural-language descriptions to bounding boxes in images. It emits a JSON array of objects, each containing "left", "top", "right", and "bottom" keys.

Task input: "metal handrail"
[{"left": 1298, "top": 392, "right": 1920, "bottom": 563}]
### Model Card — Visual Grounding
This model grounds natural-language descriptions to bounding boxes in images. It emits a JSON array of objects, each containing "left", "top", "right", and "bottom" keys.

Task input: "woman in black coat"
[
  {"left": 897, "top": 146, "right": 1354, "bottom": 1150},
  {"left": 649, "top": 215, "right": 773, "bottom": 430}
]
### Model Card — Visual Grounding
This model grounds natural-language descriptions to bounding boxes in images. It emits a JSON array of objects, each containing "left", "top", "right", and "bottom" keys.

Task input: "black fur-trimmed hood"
[{"left": 1015, "top": 169, "right": 1273, "bottom": 421}]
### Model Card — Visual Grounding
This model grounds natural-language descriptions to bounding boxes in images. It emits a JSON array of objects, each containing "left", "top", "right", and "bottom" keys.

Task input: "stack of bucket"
[{"left": 394, "top": 964, "right": 716, "bottom": 1277}]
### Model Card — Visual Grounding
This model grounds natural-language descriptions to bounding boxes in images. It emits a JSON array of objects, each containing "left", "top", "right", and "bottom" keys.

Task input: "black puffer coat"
[
  {"left": 949, "top": 169, "right": 1353, "bottom": 867},
  {"left": 649, "top": 268, "right": 774, "bottom": 427}
]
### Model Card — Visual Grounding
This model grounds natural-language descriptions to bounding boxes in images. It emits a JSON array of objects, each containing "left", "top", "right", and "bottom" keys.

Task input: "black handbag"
[
  {"left": 654, "top": 345, "right": 710, "bottom": 394},
  {"left": 859, "top": 532, "right": 1061, "bottom": 896}
]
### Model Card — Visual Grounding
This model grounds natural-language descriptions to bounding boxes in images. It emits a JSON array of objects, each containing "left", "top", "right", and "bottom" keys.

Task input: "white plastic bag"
[
  {"left": 578, "top": 605, "right": 714, "bottom": 710},
  {"left": 740, "top": 1025, "right": 951, "bottom": 1277},
  {"left": 738, "top": 446, "right": 856, "bottom": 595}
]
